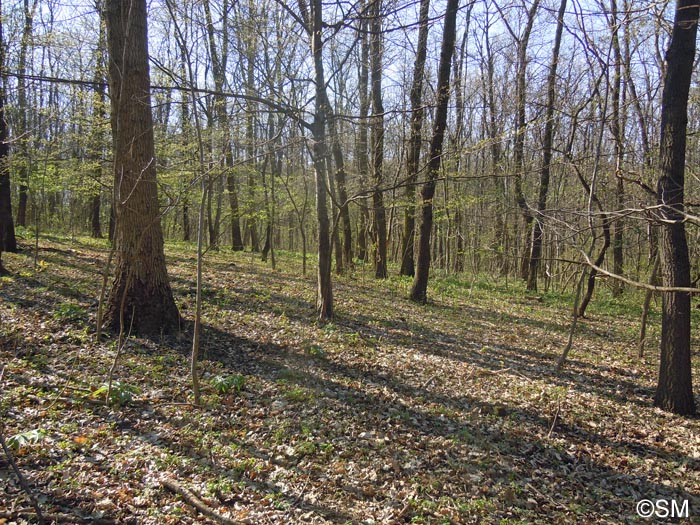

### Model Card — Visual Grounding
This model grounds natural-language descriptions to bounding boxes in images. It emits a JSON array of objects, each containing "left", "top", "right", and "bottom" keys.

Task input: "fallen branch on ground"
[{"left": 161, "top": 477, "right": 250, "bottom": 525}]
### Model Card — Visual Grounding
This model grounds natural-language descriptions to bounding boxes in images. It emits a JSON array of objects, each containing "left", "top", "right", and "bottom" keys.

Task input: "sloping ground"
[{"left": 1, "top": 236, "right": 699, "bottom": 524}]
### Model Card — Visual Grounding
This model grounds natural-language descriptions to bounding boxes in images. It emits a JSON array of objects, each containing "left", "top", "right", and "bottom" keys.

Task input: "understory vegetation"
[{"left": 1, "top": 235, "right": 698, "bottom": 524}]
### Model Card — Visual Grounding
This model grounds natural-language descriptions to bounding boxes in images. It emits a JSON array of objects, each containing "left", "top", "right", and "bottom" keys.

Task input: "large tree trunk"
[
  {"left": 370, "top": 0, "right": 388, "bottom": 279},
  {"left": 399, "top": 0, "right": 430, "bottom": 277},
  {"left": 409, "top": 0, "right": 460, "bottom": 303},
  {"left": 0, "top": 0, "right": 17, "bottom": 268},
  {"left": 103, "top": 0, "right": 180, "bottom": 336},
  {"left": 526, "top": 0, "right": 567, "bottom": 291},
  {"left": 654, "top": 0, "right": 697, "bottom": 416}
]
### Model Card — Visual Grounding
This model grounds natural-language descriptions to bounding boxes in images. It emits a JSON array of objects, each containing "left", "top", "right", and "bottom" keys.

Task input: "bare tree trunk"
[
  {"left": 370, "top": 0, "right": 387, "bottom": 279},
  {"left": 409, "top": 0, "right": 460, "bottom": 303},
  {"left": 505, "top": 0, "right": 539, "bottom": 281},
  {"left": 654, "top": 0, "right": 697, "bottom": 415},
  {"left": 356, "top": 11, "right": 370, "bottom": 263},
  {"left": 483, "top": 21, "right": 505, "bottom": 273},
  {"left": 15, "top": 0, "right": 38, "bottom": 228},
  {"left": 203, "top": 0, "right": 243, "bottom": 251},
  {"left": 301, "top": 0, "right": 333, "bottom": 319},
  {"left": 610, "top": 0, "right": 625, "bottom": 297},
  {"left": 526, "top": 0, "right": 567, "bottom": 291},
  {"left": 0, "top": 0, "right": 17, "bottom": 268},
  {"left": 319, "top": 93, "right": 353, "bottom": 269},
  {"left": 103, "top": 0, "right": 180, "bottom": 336},
  {"left": 399, "top": 0, "right": 430, "bottom": 277},
  {"left": 179, "top": 52, "right": 192, "bottom": 242},
  {"left": 245, "top": 32, "right": 260, "bottom": 253}
]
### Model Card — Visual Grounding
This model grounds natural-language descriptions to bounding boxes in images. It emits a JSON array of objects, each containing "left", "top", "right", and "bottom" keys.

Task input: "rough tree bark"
[
  {"left": 654, "top": 0, "right": 697, "bottom": 416},
  {"left": 103, "top": 0, "right": 180, "bottom": 336}
]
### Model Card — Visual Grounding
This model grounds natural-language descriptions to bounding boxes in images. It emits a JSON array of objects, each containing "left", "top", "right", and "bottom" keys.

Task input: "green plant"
[
  {"left": 295, "top": 440, "right": 316, "bottom": 456},
  {"left": 211, "top": 374, "right": 245, "bottom": 395},
  {"left": 284, "top": 386, "right": 312, "bottom": 403},
  {"left": 6, "top": 428, "right": 46, "bottom": 450},
  {"left": 305, "top": 345, "right": 326, "bottom": 358},
  {"left": 91, "top": 381, "right": 140, "bottom": 405},
  {"left": 53, "top": 302, "right": 86, "bottom": 322}
]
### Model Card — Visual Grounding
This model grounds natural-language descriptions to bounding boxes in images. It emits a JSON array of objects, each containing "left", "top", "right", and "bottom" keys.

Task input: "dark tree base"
[{"left": 104, "top": 276, "right": 181, "bottom": 338}]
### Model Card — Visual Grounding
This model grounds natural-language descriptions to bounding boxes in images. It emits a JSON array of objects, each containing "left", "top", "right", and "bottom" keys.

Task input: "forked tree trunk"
[
  {"left": 510, "top": 0, "right": 539, "bottom": 281},
  {"left": 103, "top": 0, "right": 180, "bottom": 336},
  {"left": 654, "top": 0, "right": 697, "bottom": 415},
  {"left": 409, "top": 0, "right": 459, "bottom": 303}
]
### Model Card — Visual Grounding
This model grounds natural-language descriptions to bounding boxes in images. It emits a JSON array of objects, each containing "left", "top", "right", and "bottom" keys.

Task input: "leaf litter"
[{"left": 0, "top": 238, "right": 699, "bottom": 524}]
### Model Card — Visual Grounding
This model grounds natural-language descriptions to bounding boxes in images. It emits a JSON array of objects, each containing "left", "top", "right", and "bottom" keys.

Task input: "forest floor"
[{"left": 1, "top": 235, "right": 699, "bottom": 525}]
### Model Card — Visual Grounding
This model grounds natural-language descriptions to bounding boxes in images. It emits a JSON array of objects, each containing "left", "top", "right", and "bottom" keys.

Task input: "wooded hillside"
[
  {"left": 1, "top": 239, "right": 699, "bottom": 523},
  {"left": 1, "top": 0, "right": 700, "bottom": 522}
]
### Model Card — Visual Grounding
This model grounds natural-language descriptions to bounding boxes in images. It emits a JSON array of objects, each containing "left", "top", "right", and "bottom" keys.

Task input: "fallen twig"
[
  {"left": 0, "top": 510, "right": 115, "bottom": 524},
  {"left": 526, "top": 481, "right": 569, "bottom": 511},
  {"left": 421, "top": 374, "right": 438, "bottom": 388},
  {"left": 161, "top": 477, "right": 249, "bottom": 525},
  {"left": 547, "top": 399, "right": 561, "bottom": 439}
]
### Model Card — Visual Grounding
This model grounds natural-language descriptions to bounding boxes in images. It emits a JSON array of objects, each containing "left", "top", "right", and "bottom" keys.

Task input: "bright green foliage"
[
  {"left": 210, "top": 374, "right": 245, "bottom": 395},
  {"left": 91, "top": 381, "right": 140, "bottom": 405}
]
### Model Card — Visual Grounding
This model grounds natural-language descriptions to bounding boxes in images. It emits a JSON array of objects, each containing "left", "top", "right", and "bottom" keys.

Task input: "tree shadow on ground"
[{"left": 190, "top": 323, "right": 700, "bottom": 523}]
